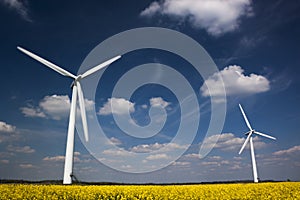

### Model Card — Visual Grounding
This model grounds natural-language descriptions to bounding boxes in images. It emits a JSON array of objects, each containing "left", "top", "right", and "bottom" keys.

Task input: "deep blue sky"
[{"left": 0, "top": 0, "right": 300, "bottom": 183}]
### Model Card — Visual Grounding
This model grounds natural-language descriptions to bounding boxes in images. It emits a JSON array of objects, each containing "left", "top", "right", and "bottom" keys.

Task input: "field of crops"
[{"left": 0, "top": 182, "right": 299, "bottom": 199}]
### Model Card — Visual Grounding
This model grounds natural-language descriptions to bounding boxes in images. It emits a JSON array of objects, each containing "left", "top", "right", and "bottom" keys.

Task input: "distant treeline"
[{"left": 0, "top": 179, "right": 285, "bottom": 185}]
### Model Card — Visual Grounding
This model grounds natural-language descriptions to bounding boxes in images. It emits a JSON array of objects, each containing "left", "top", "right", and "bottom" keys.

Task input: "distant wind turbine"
[
  {"left": 238, "top": 104, "right": 276, "bottom": 183},
  {"left": 18, "top": 46, "right": 121, "bottom": 184}
]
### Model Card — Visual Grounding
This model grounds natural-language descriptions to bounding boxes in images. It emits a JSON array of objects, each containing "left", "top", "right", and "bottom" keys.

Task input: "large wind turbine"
[
  {"left": 238, "top": 104, "right": 276, "bottom": 183},
  {"left": 17, "top": 46, "right": 121, "bottom": 184}
]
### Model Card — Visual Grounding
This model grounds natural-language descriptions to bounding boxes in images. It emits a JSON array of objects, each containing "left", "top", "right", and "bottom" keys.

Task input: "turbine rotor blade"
[
  {"left": 235, "top": 71, "right": 242, "bottom": 76},
  {"left": 76, "top": 81, "right": 89, "bottom": 142},
  {"left": 254, "top": 131, "right": 276, "bottom": 140},
  {"left": 239, "top": 131, "right": 253, "bottom": 154},
  {"left": 17, "top": 46, "right": 76, "bottom": 79},
  {"left": 239, "top": 104, "right": 253, "bottom": 131},
  {"left": 81, "top": 55, "right": 121, "bottom": 79}
]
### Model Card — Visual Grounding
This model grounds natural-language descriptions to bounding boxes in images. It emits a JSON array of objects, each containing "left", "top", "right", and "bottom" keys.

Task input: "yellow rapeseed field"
[{"left": 0, "top": 182, "right": 299, "bottom": 199}]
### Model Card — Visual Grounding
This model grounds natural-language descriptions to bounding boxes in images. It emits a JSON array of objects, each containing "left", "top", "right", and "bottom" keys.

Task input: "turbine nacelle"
[
  {"left": 244, "top": 130, "right": 253, "bottom": 135},
  {"left": 75, "top": 75, "right": 82, "bottom": 82},
  {"left": 70, "top": 76, "right": 82, "bottom": 88}
]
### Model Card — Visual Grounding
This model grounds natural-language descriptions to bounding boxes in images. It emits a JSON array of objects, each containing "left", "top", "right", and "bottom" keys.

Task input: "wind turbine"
[
  {"left": 17, "top": 46, "right": 121, "bottom": 184},
  {"left": 238, "top": 104, "right": 276, "bottom": 183}
]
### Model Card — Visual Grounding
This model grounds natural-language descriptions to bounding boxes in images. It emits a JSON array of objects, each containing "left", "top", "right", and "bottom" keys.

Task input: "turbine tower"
[
  {"left": 18, "top": 46, "right": 121, "bottom": 184},
  {"left": 238, "top": 104, "right": 276, "bottom": 183}
]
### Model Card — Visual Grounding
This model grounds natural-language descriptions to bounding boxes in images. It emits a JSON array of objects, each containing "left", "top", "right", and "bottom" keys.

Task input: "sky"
[{"left": 0, "top": 0, "right": 300, "bottom": 183}]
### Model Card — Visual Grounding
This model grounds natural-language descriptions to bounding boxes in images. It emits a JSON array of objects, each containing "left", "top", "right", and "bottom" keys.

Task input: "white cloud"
[
  {"left": 273, "top": 145, "right": 300, "bottom": 156},
  {"left": 146, "top": 153, "right": 169, "bottom": 160},
  {"left": 150, "top": 97, "right": 170, "bottom": 108},
  {"left": 7, "top": 145, "right": 35, "bottom": 154},
  {"left": 131, "top": 143, "right": 163, "bottom": 153},
  {"left": 102, "top": 149, "right": 133, "bottom": 157},
  {"left": 200, "top": 159, "right": 230, "bottom": 167},
  {"left": 83, "top": 99, "right": 95, "bottom": 111},
  {"left": 0, "top": 159, "right": 9, "bottom": 164},
  {"left": 20, "top": 107, "right": 46, "bottom": 118},
  {"left": 229, "top": 164, "right": 242, "bottom": 170},
  {"left": 43, "top": 154, "right": 84, "bottom": 163},
  {"left": 208, "top": 155, "right": 222, "bottom": 160},
  {"left": 74, "top": 151, "right": 81, "bottom": 156},
  {"left": 1, "top": 0, "right": 32, "bottom": 22},
  {"left": 19, "top": 164, "right": 35, "bottom": 169},
  {"left": 121, "top": 165, "right": 133, "bottom": 170},
  {"left": 21, "top": 95, "right": 69, "bottom": 120},
  {"left": 0, "top": 152, "right": 15, "bottom": 158},
  {"left": 251, "top": 136, "right": 269, "bottom": 149},
  {"left": 21, "top": 94, "right": 95, "bottom": 120},
  {"left": 200, "top": 161, "right": 219, "bottom": 166},
  {"left": 172, "top": 161, "right": 190, "bottom": 166},
  {"left": 184, "top": 153, "right": 199, "bottom": 159},
  {"left": 98, "top": 97, "right": 169, "bottom": 117},
  {"left": 200, "top": 133, "right": 268, "bottom": 152},
  {"left": 141, "top": 0, "right": 253, "bottom": 36},
  {"left": 233, "top": 156, "right": 243, "bottom": 160},
  {"left": 0, "top": 121, "right": 16, "bottom": 133},
  {"left": 108, "top": 137, "right": 122, "bottom": 145},
  {"left": 99, "top": 98, "right": 135, "bottom": 115},
  {"left": 43, "top": 155, "right": 65, "bottom": 162},
  {"left": 200, "top": 65, "right": 270, "bottom": 98},
  {"left": 130, "top": 142, "right": 187, "bottom": 153},
  {"left": 201, "top": 133, "right": 243, "bottom": 151},
  {"left": 141, "top": 1, "right": 161, "bottom": 16},
  {"left": 39, "top": 95, "right": 70, "bottom": 120}
]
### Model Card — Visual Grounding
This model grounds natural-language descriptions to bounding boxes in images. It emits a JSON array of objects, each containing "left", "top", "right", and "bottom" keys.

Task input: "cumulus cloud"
[
  {"left": 184, "top": 153, "right": 199, "bottom": 159},
  {"left": 200, "top": 65, "right": 270, "bottom": 98},
  {"left": 141, "top": 0, "right": 253, "bottom": 36},
  {"left": 83, "top": 99, "right": 95, "bottom": 111},
  {"left": 98, "top": 97, "right": 170, "bottom": 117},
  {"left": 39, "top": 95, "right": 71, "bottom": 120},
  {"left": 21, "top": 95, "right": 69, "bottom": 120},
  {"left": 130, "top": 142, "right": 187, "bottom": 153},
  {"left": 201, "top": 133, "right": 244, "bottom": 151},
  {"left": 43, "top": 155, "right": 65, "bottom": 162},
  {"left": 19, "top": 164, "right": 35, "bottom": 169},
  {"left": 141, "top": 1, "right": 161, "bottom": 16},
  {"left": 21, "top": 95, "right": 94, "bottom": 120},
  {"left": 99, "top": 98, "right": 135, "bottom": 115},
  {"left": 172, "top": 161, "right": 190, "bottom": 166},
  {"left": 200, "top": 160, "right": 230, "bottom": 166},
  {"left": 0, "top": 122, "right": 19, "bottom": 143},
  {"left": 208, "top": 155, "right": 222, "bottom": 160},
  {"left": 200, "top": 133, "right": 268, "bottom": 152},
  {"left": 0, "top": 121, "right": 16, "bottom": 133},
  {"left": 102, "top": 148, "right": 134, "bottom": 157},
  {"left": 146, "top": 153, "right": 169, "bottom": 160},
  {"left": 7, "top": 145, "right": 35, "bottom": 154},
  {"left": 108, "top": 137, "right": 122, "bottom": 145},
  {"left": 131, "top": 143, "right": 164, "bottom": 153},
  {"left": 20, "top": 107, "right": 46, "bottom": 118},
  {"left": 150, "top": 97, "right": 170, "bottom": 108},
  {"left": 43, "top": 154, "right": 83, "bottom": 163},
  {"left": 1, "top": 0, "right": 32, "bottom": 22},
  {"left": 273, "top": 145, "right": 300, "bottom": 156},
  {"left": 0, "top": 159, "right": 9, "bottom": 164}
]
